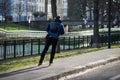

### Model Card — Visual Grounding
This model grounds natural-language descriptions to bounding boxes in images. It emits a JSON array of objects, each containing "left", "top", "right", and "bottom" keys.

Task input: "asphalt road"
[{"left": 67, "top": 61, "right": 120, "bottom": 80}]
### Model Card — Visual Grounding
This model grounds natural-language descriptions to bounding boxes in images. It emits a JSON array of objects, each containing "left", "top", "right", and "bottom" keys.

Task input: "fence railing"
[{"left": 0, "top": 34, "right": 120, "bottom": 60}]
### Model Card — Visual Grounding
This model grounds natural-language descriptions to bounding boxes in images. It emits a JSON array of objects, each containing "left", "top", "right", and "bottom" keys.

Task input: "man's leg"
[
  {"left": 38, "top": 38, "right": 51, "bottom": 66},
  {"left": 49, "top": 38, "right": 58, "bottom": 65}
]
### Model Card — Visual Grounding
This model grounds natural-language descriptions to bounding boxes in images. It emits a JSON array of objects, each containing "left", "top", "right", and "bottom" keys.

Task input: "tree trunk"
[
  {"left": 45, "top": 0, "right": 48, "bottom": 20},
  {"left": 93, "top": 0, "right": 100, "bottom": 48},
  {"left": 51, "top": 0, "right": 57, "bottom": 18}
]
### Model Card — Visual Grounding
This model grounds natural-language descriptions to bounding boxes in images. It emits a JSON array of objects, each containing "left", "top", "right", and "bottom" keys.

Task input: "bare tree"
[
  {"left": 13, "top": 1, "right": 25, "bottom": 22},
  {"left": 27, "top": 1, "right": 35, "bottom": 20},
  {"left": 13, "top": 1, "right": 25, "bottom": 29},
  {"left": 0, "top": 0, "right": 12, "bottom": 23}
]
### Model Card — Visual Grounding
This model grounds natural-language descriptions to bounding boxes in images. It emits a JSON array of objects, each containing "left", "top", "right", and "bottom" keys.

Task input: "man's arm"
[
  {"left": 46, "top": 24, "right": 50, "bottom": 32},
  {"left": 59, "top": 24, "right": 64, "bottom": 35}
]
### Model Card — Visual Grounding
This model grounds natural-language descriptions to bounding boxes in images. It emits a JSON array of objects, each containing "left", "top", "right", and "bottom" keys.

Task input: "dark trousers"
[{"left": 39, "top": 37, "right": 58, "bottom": 64}]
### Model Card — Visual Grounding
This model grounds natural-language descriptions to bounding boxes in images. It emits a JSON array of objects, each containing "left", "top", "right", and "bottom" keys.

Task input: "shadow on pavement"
[{"left": 0, "top": 65, "right": 49, "bottom": 78}]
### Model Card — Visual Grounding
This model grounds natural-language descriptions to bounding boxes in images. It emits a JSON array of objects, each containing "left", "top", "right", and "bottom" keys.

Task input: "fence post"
[
  {"left": 74, "top": 36, "right": 75, "bottom": 49},
  {"left": 38, "top": 38, "right": 40, "bottom": 54},
  {"left": 69, "top": 37, "right": 70, "bottom": 50},
  {"left": 3, "top": 41, "right": 6, "bottom": 59},
  {"left": 23, "top": 40, "right": 25, "bottom": 57},
  {"left": 111, "top": 34, "right": 114, "bottom": 44},
  {"left": 87, "top": 36, "right": 89, "bottom": 47},
  {"left": 78, "top": 36, "right": 80, "bottom": 48},
  {"left": 83, "top": 36, "right": 84, "bottom": 48},
  {"left": 31, "top": 39, "right": 33, "bottom": 56},
  {"left": 62, "top": 37, "right": 65, "bottom": 50},
  {"left": 90, "top": 36, "right": 92, "bottom": 47},
  {"left": 14, "top": 40, "right": 16, "bottom": 58},
  {"left": 117, "top": 34, "right": 120, "bottom": 43},
  {"left": 118, "top": 34, "right": 120, "bottom": 43}
]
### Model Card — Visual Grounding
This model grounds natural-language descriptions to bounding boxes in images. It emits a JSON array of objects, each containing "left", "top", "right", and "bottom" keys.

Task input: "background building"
[
  {"left": 0, "top": 0, "right": 46, "bottom": 22},
  {"left": 0, "top": 0, "right": 68, "bottom": 22},
  {"left": 10, "top": 0, "right": 46, "bottom": 22}
]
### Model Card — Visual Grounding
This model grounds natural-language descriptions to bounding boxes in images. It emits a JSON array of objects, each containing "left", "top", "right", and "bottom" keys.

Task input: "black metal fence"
[{"left": 0, "top": 34, "right": 120, "bottom": 60}]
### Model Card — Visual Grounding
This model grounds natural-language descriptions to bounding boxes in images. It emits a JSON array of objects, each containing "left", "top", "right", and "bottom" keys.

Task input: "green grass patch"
[
  {"left": 0, "top": 22, "right": 38, "bottom": 31},
  {"left": 0, "top": 44, "right": 120, "bottom": 73}
]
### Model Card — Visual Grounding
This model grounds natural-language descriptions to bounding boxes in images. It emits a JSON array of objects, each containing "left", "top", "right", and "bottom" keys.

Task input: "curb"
[{"left": 42, "top": 56, "right": 120, "bottom": 80}]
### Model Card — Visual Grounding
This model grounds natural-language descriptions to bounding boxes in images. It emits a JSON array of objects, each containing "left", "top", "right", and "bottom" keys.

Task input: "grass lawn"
[
  {"left": 0, "top": 22, "right": 39, "bottom": 31},
  {"left": 0, "top": 44, "right": 120, "bottom": 73}
]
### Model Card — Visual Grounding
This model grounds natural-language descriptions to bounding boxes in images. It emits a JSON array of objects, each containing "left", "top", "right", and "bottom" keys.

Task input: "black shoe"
[
  {"left": 49, "top": 63, "right": 53, "bottom": 66},
  {"left": 38, "top": 63, "right": 42, "bottom": 66}
]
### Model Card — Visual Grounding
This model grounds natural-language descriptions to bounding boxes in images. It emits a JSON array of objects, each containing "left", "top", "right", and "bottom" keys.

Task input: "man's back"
[{"left": 49, "top": 22, "right": 58, "bottom": 34}]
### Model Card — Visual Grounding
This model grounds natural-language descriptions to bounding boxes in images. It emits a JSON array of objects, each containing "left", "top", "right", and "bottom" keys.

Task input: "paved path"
[{"left": 0, "top": 48, "right": 120, "bottom": 80}]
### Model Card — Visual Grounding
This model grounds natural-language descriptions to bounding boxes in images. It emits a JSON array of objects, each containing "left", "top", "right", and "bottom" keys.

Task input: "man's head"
[{"left": 54, "top": 16, "right": 61, "bottom": 23}]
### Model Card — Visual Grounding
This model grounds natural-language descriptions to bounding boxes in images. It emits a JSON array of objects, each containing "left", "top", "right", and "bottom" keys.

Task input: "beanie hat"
[{"left": 55, "top": 16, "right": 62, "bottom": 23}]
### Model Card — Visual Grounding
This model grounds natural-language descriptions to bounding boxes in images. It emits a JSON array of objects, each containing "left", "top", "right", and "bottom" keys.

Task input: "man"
[{"left": 38, "top": 16, "right": 64, "bottom": 66}]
